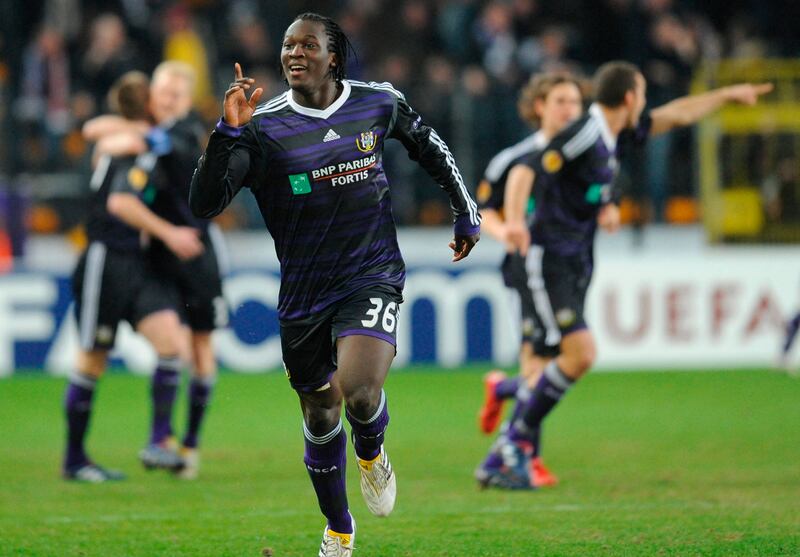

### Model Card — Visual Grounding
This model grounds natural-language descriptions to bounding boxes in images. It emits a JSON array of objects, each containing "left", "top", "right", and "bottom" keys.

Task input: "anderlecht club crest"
[{"left": 356, "top": 131, "right": 376, "bottom": 153}]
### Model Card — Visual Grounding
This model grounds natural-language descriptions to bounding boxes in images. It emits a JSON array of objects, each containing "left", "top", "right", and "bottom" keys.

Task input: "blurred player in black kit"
[
  {"left": 64, "top": 72, "right": 202, "bottom": 482},
  {"left": 190, "top": 12, "right": 480, "bottom": 556},
  {"left": 83, "top": 61, "right": 227, "bottom": 479}
]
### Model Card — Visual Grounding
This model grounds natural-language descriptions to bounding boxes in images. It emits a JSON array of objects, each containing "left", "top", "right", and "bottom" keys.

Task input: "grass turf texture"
[{"left": 1, "top": 367, "right": 799, "bottom": 556}]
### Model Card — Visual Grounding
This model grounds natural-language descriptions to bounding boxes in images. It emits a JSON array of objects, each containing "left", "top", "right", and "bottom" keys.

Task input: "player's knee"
[
  {"left": 190, "top": 343, "right": 216, "bottom": 377},
  {"left": 343, "top": 385, "right": 381, "bottom": 421},
  {"left": 137, "top": 311, "right": 188, "bottom": 356},
  {"left": 77, "top": 350, "right": 108, "bottom": 377},
  {"left": 574, "top": 345, "right": 596, "bottom": 374},
  {"left": 303, "top": 405, "right": 341, "bottom": 436}
]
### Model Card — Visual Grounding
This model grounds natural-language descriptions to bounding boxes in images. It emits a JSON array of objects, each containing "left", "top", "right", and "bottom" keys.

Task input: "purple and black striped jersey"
[
  {"left": 521, "top": 103, "right": 651, "bottom": 256},
  {"left": 190, "top": 80, "right": 480, "bottom": 322},
  {"left": 476, "top": 130, "right": 547, "bottom": 216},
  {"left": 85, "top": 153, "right": 159, "bottom": 251}
]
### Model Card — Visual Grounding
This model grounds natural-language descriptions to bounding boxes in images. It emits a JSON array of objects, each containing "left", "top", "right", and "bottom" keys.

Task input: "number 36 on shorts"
[{"left": 361, "top": 297, "right": 398, "bottom": 333}]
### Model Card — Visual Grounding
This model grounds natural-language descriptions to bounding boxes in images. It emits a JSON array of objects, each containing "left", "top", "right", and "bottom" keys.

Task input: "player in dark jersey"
[
  {"left": 64, "top": 72, "right": 202, "bottom": 482},
  {"left": 139, "top": 62, "right": 226, "bottom": 479},
  {"left": 493, "top": 61, "right": 772, "bottom": 489},
  {"left": 190, "top": 13, "right": 480, "bottom": 556},
  {"left": 84, "top": 62, "right": 226, "bottom": 479},
  {"left": 475, "top": 73, "right": 585, "bottom": 490}
]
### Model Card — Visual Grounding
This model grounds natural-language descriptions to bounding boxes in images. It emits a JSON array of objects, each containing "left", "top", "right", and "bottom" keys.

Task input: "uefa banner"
[{"left": 1, "top": 230, "right": 798, "bottom": 376}]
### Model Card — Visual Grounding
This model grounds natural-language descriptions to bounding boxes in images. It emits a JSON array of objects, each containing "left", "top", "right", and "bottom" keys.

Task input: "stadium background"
[{"left": 1, "top": 1, "right": 799, "bottom": 556}]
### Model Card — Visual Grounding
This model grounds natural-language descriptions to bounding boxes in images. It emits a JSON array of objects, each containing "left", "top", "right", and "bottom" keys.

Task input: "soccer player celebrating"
[
  {"left": 85, "top": 62, "right": 227, "bottom": 479},
  {"left": 64, "top": 72, "right": 202, "bottom": 482},
  {"left": 190, "top": 12, "right": 480, "bottom": 556},
  {"left": 495, "top": 61, "right": 772, "bottom": 488},
  {"left": 475, "top": 72, "right": 585, "bottom": 489}
]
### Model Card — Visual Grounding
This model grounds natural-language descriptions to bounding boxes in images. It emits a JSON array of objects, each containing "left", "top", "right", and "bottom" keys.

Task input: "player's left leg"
[
  {"left": 176, "top": 237, "right": 227, "bottom": 476},
  {"left": 136, "top": 309, "right": 190, "bottom": 471},
  {"left": 178, "top": 330, "right": 217, "bottom": 479},
  {"left": 509, "top": 329, "right": 594, "bottom": 441},
  {"left": 479, "top": 270, "right": 535, "bottom": 434},
  {"left": 337, "top": 335, "right": 397, "bottom": 517},
  {"left": 515, "top": 348, "right": 559, "bottom": 487},
  {"left": 476, "top": 343, "right": 550, "bottom": 491}
]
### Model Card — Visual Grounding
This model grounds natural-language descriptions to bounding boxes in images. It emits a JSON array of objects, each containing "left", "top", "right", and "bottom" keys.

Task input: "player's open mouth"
[{"left": 289, "top": 65, "right": 307, "bottom": 77}]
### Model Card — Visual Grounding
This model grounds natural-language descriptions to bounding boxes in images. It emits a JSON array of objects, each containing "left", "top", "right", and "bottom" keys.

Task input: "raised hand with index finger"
[{"left": 223, "top": 62, "right": 264, "bottom": 127}]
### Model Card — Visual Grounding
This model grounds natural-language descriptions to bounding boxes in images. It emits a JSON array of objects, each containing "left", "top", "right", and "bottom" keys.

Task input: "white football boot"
[
  {"left": 356, "top": 445, "right": 396, "bottom": 517},
  {"left": 319, "top": 516, "right": 355, "bottom": 557}
]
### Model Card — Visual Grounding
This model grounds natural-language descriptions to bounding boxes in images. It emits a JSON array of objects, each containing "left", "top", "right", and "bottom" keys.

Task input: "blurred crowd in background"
[{"left": 0, "top": 0, "right": 798, "bottom": 259}]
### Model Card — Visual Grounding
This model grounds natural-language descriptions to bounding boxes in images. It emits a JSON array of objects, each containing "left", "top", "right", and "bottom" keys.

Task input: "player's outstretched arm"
[
  {"left": 82, "top": 115, "right": 150, "bottom": 141},
  {"left": 190, "top": 63, "right": 263, "bottom": 218},
  {"left": 649, "top": 82, "right": 773, "bottom": 136},
  {"left": 95, "top": 132, "right": 148, "bottom": 158},
  {"left": 503, "top": 163, "right": 534, "bottom": 255}
]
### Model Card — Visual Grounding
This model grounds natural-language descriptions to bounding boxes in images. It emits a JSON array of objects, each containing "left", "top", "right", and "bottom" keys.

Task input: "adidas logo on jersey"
[{"left": 323, "top": 129, "right": 341, "bottom": 142}]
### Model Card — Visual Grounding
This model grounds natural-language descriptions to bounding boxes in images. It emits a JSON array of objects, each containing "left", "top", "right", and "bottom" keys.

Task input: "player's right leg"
[
  {"left": 298, "top": 386, "right": 355, "bottom": 556},
  {"left": 64, "top": 243, "right": 127, "bottom": 482},
  {"left": 136, "top": 308, "right": 189, "bottom": 471},
  {"left": 62, "top": 349, "right": 126, "bottom": 482},
  {"left": 281, "top": 317, "right": 354, "bottom": 555}
]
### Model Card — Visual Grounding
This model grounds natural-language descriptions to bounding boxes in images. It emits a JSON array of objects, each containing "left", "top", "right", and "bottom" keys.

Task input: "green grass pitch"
[{"left": 1, "top": 367, "right": 799, "bottom": 556}]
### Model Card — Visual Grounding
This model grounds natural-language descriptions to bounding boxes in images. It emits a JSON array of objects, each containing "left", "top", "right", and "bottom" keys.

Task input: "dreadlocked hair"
[{"left": 294, "top": 12, "right": 356, "bottom": 82}]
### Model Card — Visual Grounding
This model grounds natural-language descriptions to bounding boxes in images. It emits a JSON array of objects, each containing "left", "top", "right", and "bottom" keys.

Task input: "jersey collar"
[
  {"left": 287, "top": 81, "right": 351, "bottom": 119},
  {"left": 589, "top": 103, "right": 617, "bottom": 152},
  {"left": 532, "top": 129, "right": 548, "bottom": 149}
]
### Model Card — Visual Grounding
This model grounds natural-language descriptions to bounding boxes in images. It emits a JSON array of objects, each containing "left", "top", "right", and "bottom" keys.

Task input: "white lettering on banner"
[
  {"left": 711, "top": 283, "right": 739, "bottom": 340},
  {"left": 213, "top": 272, "right": 283, "bottom": 372},
  {"left": 0, "top": 276, "right": 56, "bottom": 376},
  {"left": 590, "top": 256, "right": 797, "bottom": 368}
]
